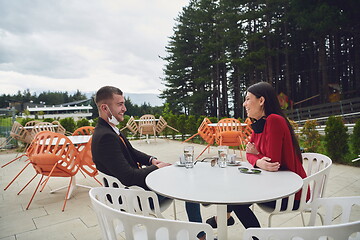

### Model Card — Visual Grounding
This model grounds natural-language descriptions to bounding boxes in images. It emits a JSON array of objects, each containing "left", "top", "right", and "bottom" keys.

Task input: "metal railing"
[{"left": 286, "top": 97, "right": 360, "bottom": 124}]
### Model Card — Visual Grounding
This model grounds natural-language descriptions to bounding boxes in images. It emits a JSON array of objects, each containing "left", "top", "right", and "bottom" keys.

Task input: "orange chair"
[
  {"left": 72, "top": 126, "right": 95, "bottom": 136},
  {"left": 239, "top": 118, "right": 253, "bottom": 150},
  {"left": 3, "top": 140, "right": 37, "bottom": 190},
  {"left": 184, "top": 118, "right": 215, "bottom": 159},
  {"left": 17, "top": 131, "right": 80, "bottom": 211},
  {"left": 215, "top": 118, "right": 242, "bottom": 150},
  {"left": 77, "top": 137, "right": 102, "bottom": 186}
]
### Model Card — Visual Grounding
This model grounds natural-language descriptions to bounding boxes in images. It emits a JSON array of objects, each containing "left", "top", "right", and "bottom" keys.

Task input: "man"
[{"left": 91, "top": 86, "right": 203, "bottom": 225}]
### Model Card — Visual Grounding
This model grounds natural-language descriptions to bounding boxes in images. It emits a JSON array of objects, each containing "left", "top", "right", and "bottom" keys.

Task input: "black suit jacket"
[{"left": 92, "top": 117, "right": 158, "bottom": 189}]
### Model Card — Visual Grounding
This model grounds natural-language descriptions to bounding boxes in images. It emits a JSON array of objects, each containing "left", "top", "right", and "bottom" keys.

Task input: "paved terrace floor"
[{"left": 1, "top": 139, "right": 359, "bottom": 240}]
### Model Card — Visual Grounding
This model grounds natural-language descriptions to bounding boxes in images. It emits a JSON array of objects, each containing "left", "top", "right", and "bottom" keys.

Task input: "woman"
[{"left": 206, "top": 81, "right": 308, "bottom": 231}]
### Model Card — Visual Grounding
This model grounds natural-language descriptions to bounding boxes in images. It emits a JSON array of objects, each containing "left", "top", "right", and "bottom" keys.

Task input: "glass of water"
[
  {"left": 218, "top": 146, "right": 228, "bottom": 168},
  {"left": 184, "top": 146, "right": 194, "bottom": 168}
]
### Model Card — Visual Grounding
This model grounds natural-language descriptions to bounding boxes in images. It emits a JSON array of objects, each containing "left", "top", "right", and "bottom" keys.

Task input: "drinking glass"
[
  {"left": 184, "top": 146, "right": 194, "bottom": 168},
  {"left": 218, "top": 146, "right": 228, "bottom": 168}
]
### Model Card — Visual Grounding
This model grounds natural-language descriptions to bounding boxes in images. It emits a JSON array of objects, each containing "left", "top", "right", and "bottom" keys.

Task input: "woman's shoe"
[{"left": 205, "top": 216, "right": 235, "bottom": 228}]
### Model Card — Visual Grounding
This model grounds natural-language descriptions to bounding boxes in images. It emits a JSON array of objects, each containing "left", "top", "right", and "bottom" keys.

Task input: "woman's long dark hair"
[{"left": 247, "top": 82, "right": 302, "bottom": 163}]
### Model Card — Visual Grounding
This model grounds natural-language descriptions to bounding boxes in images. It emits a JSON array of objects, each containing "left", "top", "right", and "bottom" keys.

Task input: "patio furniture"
[
  {"left": 97, "top": 171, "right": 176, "bottom": 219},
  {"left": 155, "top": 116, "right": 179, "bottom": 134},
  {"left": 183, "top": 117, "right": 215, "bottom": 159},
  {"left": 89, "top": 187, "right": 214, "bottom": 240},
  {"left": 0, "top": 121, "right": 26, "bottom": 148},
  {"left": 3, "top": 139, "right": 37, "bottom": 190},
  {"left": 244, "top": 196, "right": 360, "bottom": 240},
  {"left": 138, "top": 114, "right": 157, "bottom": 143},
  {"left": 240, "top": 118, "right": 253, "bottom": 150},
  {"left": 1, "top": 121, "right": 56, "bottom": 168},
  {"left": 52, "top": 120, "right": 71, "bottom": 135},
  {"left": 146, "top": 161, "right": 303, "bottom": 240},
  {"left": 18, "top": 131, "right": 80, "bottom": 211},
  {"left": 72, "top": 126, "right": 95, "bottom": 136},
  {"left": 215, "top": 118, "right": 243, "bottom": 155},
  {"left": 120, "top": 116, "right": 138, "bottom": 134},
  {"left": 256, "top": 152, "right": 332, "bottom": 227},
  {"left": 76, "top": 137, "right": 102, "bottom": 186}
]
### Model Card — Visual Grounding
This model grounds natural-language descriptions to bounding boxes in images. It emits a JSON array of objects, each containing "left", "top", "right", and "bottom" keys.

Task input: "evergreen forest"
[{"left": 160, "top": 0, "right": 360, "bottom": 118}]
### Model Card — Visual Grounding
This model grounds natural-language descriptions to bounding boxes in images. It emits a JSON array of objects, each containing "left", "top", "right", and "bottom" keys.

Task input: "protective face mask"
[
  {"left": 251, "top": 117, "right": 266, "bottom": 133},
  {"left": 106, "top": 105, "right": 119, "bottom": 126}
]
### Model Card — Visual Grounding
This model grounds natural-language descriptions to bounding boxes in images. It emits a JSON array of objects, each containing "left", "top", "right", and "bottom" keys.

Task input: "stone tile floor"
[{"left": 1, "top": 139, "right": 359, "bottom": 239}]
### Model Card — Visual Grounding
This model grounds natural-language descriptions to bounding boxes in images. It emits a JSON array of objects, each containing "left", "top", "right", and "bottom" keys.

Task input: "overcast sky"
[{"left": 0, "top": 0, "right": 188, "bottom": 96}]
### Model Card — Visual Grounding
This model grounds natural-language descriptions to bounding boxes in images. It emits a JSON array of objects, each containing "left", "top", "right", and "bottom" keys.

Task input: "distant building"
[{"left": 21, "top": 99, "right": 93, "bottom": 120}]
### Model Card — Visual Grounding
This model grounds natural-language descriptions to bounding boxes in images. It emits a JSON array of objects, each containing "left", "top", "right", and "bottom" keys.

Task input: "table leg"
[
  {"left": 217, "top": 204, "right": 227, "bottom": 240},
  {"left": 50, "top": 176, "right": 91, "bottom": 199}
]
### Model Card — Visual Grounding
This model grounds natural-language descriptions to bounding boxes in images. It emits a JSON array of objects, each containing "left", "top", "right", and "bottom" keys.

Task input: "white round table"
[{"left": 146, "top": 162, "right": 303, "bottom": 240}]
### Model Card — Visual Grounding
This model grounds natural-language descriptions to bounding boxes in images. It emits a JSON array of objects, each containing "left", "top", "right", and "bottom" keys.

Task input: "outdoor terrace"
[{"left": 1, "top": 139, "right": 359, "bottom": 240}]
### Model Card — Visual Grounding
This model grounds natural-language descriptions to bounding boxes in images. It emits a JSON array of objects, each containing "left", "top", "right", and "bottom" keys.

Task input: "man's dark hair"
[{"left": 94, "top": 86, "right": 123, "bottom": 106}]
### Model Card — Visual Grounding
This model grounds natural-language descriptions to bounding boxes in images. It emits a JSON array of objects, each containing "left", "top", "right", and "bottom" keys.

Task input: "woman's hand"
[
  {"left": 246, "top": 142, "right": 259, "bottom": 155},
  {"left": 256, "top": 157, "right": 280, "bottom": 171}
]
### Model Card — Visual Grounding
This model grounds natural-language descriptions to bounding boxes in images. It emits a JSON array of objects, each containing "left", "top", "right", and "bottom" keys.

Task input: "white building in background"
[{"left": 21, "top": 99, "right": 93, "bottom": 120}]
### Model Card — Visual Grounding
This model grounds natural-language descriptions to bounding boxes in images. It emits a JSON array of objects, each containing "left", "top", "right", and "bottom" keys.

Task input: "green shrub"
[
  {"left": 176, "top": 114, "right": 187, "bottom": 140},
  {"left": 186, "top": 115, "right": 198, "bottom": 136},
  {"left": 60, "top": 117, "right": 76, "bottom": 134},
  {"left": 76, "top": 118, "right": 90, "bottom": 128},
  {"left": 301, "top": 120, "right": 321, "bottom": 152},
  {"left": 350, "top": 119, "right": 360, "bottom": 156},
  {"left": 324, "top": 116, "right": 349, "bottom": 163}
]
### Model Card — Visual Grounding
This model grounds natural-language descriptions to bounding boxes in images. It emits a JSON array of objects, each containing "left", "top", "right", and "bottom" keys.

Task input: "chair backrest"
[
  {"left": 139, "top": 114, "right": 156, "bottom": 125},
  {"left": 243, "top": 221, "right": 360, "bottom": 240},
  {"left": 30, "top": 131, "right": 79, "bottom": 176},
  {"left": 72, "top": 126, "right": 95, "bottom": 136},
  {"left": 126, "top": 116, "right": 138, "bottom": 134},
  {"left": 77, "top": 137, "right": 98, "bottom": 177},
  {"left": 216, "top": 118, "right": 241, "bottom": 132},
  {"left": 269, "top": 153, "right": 332, "bottom": 214},
  {"left": 25, "top": 122, "right": 56, "bottom": 144},
  {"left": 244, "top": 196, "right": 360, "bottom": 240},
  {"left": 198, "top": 117, "right": 215, "bottom": 144},
  {"left": 138, "top": 114, "right": 156, "bottom": 135},
  {"left": 24, "top": 120, "right": 41, "bottom": 127},
  {"left": 301, "top": 153, "right": 332, "bottom": 204},
  {"left": 51, "top": 120, "right": 68, "bottom": 135},
  {"left": 240, "top": 118, "right": 253, "bottom": 150},
  {"left": 98, "top": 171, "right": 174, "bottom": 214},
  {"left": 155, "top": 116, "right": 167, "bottom": 134},
  {"left": 308, "top": 196, "right": 360, "bottom": 226},
  {"left": 89, "top": 187, "right": 162, "bottom": 217},
  {"left": 10, "top": 121, "right": 26, "bottom": 140},
  {"left": 89, "top": 187, "right": 214, "bottom": 240}
]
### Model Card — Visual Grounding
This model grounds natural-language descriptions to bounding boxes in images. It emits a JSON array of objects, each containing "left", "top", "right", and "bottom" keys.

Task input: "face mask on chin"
[{"left": 106, "top": 105, "right": 119, "bottom": 126}]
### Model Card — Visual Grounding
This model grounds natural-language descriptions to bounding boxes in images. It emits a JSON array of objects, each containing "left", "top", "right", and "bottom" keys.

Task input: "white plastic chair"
[
  {"left": 257, "top": 153, "right": 332, "bottom": 227},
  {"left": 97, "top": 171, "right": 177, "bottom": 219},
  {"left": 89, "top": 187, "right": 214, "bottom": 240},
  {"left": 244, "top": 196, "right": 360, "bottom": 240}
]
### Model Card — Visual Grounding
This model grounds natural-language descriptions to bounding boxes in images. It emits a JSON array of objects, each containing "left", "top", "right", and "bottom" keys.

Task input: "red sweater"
[{"left": 246, "top": 114, "right": 307, "bottom": 201}]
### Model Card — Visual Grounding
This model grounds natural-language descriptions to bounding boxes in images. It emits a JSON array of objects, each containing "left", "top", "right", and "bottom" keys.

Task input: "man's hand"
[
  {"left": 155, "top": 161, "right": 171, "bottom": 168},
  {"left": 256, "top": 157, "right": 280, "bottom": 171}
]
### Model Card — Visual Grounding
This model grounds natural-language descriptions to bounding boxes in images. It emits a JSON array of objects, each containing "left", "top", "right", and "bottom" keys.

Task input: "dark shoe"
[
  {"left": 196, "top": 231, "right": 206, "bottom": 239},
  {"left": 206, "top": 216, "right": 235, "bottom": 228}
]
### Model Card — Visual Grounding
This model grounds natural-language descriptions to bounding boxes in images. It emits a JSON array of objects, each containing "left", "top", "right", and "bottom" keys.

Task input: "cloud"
[{"left": 0, "top": 0, "right": 187, "bottom": 95}]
